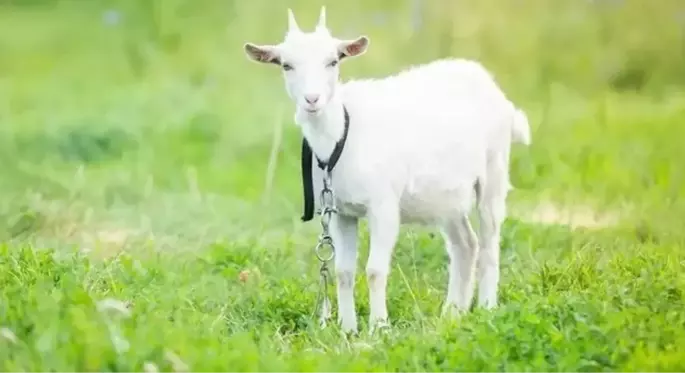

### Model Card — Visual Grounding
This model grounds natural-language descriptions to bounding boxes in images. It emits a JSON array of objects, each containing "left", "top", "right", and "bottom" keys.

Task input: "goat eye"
[
  {"left": 327, "top": 60, "right": 339, "bottom": 68},
  {"left": 282, "top": 63, "right": 294, "bottom": 71}
]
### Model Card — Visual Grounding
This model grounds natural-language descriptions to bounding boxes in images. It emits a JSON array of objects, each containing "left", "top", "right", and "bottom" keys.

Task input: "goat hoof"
[
  {"left": 368, "top": 319, "right": 391, "bottom": 336},
  {"left": 340, "top": 328, "right": 358, "bottom": 340},
  {"left": 441, "top": 303, "right": 466, "bottom": 320},
  {"left": 339, "top": 320, "right": 358, "bottom": 336}
]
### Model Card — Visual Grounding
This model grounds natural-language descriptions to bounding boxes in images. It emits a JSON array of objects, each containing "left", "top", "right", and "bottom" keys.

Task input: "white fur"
[{"left": 245, "top": 7, "right": 531, "bottom": 334}]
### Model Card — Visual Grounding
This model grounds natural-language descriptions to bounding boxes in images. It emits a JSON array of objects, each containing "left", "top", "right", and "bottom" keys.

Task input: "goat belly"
[{"left": 399, "top": 181, "right": 477, "bottom": 224}]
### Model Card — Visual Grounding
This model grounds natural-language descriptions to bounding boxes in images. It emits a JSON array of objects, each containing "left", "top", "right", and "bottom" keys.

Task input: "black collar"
[{"left": 300, "top": 105, "right": 350, "bottom": 222}]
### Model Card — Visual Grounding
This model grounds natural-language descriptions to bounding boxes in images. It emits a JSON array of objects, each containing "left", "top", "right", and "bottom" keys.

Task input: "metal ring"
[
  {"left": 315, "top": 236, "right": 335, "bottom": 262},
  {"left": 320, "top": 189, "right": 334, "bottom": 205}
]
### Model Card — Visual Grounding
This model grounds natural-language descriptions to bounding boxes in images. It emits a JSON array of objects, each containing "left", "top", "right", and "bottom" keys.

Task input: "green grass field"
[{"left": 1, "top": 0, "right": 685, "bottom": 371}]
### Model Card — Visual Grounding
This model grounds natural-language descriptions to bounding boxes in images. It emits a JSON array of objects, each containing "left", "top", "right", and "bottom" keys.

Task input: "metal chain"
[{"left": 313, "top": 170, "right": 336, "bottom": 327}]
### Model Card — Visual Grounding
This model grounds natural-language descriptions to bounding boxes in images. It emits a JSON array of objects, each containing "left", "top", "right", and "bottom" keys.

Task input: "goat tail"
[{"left": 511, "top": 106, "right": 531, "bottom": 146}]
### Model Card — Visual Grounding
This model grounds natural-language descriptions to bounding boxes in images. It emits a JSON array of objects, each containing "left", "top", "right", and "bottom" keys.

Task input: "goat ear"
[
  {"left": 337, "top": 36, "right": 369, "bottom": 59},
  {"left": 244, "top": 43, "right": 281, "bottom": 65}
]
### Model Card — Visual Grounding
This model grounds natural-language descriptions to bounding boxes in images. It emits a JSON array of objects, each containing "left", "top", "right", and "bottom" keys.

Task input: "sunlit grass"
[{"left": 1, "top": 0, "right": 684, "bottom": 371}]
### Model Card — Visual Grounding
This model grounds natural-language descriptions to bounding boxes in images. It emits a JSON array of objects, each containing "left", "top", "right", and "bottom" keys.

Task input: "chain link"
[{"left": 313, "top": 170, "right": 336, "bottom": 327}]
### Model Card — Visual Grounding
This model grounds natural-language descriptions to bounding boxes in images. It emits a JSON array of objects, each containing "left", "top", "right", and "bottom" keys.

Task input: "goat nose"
[{"left": 304, "top": 94, "right": 320, "bottom": 104}]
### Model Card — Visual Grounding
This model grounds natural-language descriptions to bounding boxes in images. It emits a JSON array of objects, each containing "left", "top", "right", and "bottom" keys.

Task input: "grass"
[{"left": 1, "top": 0, "right": 685, "bottom": 371}]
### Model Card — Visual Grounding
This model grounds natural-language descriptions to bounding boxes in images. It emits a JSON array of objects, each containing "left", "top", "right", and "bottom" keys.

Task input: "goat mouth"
[{"left": 304, "top": 108, "right": 320, "bottom": 114}]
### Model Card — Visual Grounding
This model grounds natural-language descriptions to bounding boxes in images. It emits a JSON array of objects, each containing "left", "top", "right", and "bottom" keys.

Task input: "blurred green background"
[
  {"left": 1, "top": 0, "right": 684, "bottom": 244},
  {"left": 1, "top": 0, "right": 685, "bottom": 370}
]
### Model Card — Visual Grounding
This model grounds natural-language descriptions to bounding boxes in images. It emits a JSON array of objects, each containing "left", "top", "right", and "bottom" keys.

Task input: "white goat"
[{"left": 244, "top": 7, "right": 531, "bottom": 334}]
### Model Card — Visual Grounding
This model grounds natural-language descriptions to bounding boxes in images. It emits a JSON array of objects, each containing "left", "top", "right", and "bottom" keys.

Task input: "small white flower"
[
  {"left": 96, "top": 298, "right": 132, "bottom": 318},
  {"left": 112, "top": 332, "right": 130, "bottom": 353},
  {"left": 143, "top": 362, "right": 159, "bottom": 372},
  {"left": 0, "top": 327, "right": 18, "bottom": 344},
  {"left": 164, "top": 350, "right": 189, "bottom": 372}
]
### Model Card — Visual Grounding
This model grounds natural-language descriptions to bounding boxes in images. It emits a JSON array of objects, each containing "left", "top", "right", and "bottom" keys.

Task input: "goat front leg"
[
  {"left": 330, "top": 214, "right": 359, "bottom": 334},
  {"left": 366, "top": 201, "right": 400, "bottom": 334}
]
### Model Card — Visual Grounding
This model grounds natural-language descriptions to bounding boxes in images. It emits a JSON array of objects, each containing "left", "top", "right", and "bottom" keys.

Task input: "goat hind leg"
[
  {"left": 477, "top": 170, "right": 508, "bottom": 309},
  {"left": 441, "top": 213, "right": 480, "bottom": 317}
]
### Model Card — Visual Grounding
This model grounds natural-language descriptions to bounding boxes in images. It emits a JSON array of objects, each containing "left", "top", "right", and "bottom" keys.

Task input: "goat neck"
[{"left": 295, "top": 92, "right": 346, "bottom": 164}]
